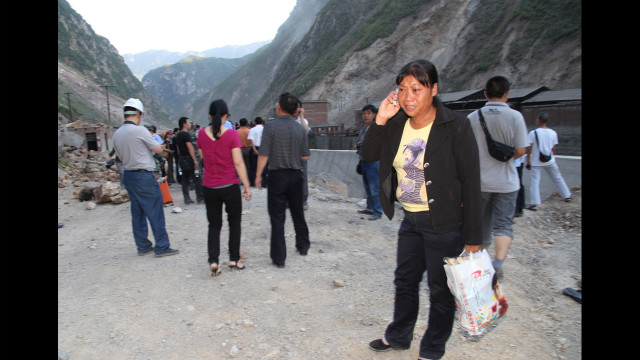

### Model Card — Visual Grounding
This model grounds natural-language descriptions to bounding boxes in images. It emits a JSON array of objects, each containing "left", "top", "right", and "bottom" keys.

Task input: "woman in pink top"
[{"left": 197, "top": 99, "right": 251, "bottom": 276}]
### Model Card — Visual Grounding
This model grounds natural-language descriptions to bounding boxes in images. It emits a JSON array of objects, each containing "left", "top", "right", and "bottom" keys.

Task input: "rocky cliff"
[
  {"left": 185, "top": 0, "right": 580, "bottom": 128},
  {"left": 57, "top": 0, "right": 171, "bottom": 128},
  {"left": 183, "top": 0, "right": 331, "bottom": 126}
]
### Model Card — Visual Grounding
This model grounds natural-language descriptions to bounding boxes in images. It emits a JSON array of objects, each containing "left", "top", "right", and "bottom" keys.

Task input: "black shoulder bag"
[
  {"left": 477, "top": 109, "right": 514, "bottom": 162},
  {"left": 535, "top": 130, "right": 552, "bottom": 162}
]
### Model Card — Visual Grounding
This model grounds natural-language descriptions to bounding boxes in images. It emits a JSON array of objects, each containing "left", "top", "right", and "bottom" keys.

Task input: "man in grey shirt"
[
  {"left": 255, "top": 93, "right": 310, "bottom": 268},
  {"left": 467, "top": 77, "right": 527, "bottom": 279},
  {"left": 112, "top": 98, "right": 179, "bottom": 258}
]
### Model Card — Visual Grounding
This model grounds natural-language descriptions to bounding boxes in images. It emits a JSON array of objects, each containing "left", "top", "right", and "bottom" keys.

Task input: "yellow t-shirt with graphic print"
[{"left": 393, "top": 120, "right": 433, "bottom": 212}]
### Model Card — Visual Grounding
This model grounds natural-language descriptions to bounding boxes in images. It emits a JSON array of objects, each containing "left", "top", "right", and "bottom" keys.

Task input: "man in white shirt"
[
  {"left": 248, "top": 117, "right": 265, "bottom": 186},
  {"left": 524, "top": 112, "right": 572, "bottom": 210}
]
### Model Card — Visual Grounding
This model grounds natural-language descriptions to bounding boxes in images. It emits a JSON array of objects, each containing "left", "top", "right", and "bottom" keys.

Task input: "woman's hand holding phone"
[{"left": 375, "top": 88, "right": 400, "bottom": 126}]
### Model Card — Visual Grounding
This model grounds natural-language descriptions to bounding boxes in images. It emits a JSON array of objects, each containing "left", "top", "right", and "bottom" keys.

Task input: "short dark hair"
[
  {"left": 278, "top": 92, "right": 300, "bottom": 115},
  {"left": 485, "top": 76, "right": 510, "bottom": 99},
  {"left": 537, "top": 112, "right": 550, "bottom": 124},
  {"left": 254, "top": 117, "right": 263, "bottom": 125},
  {"left": 239, "top": 118, "right": 248, "bottom": 126},
  {"left": 362, "top": 104, "right": 377, "bottom": 113},
  {"left": 396, "top": 59, "right": 438, "bottom": 89},
  {"left": 178, "top": 117, "right": 189, "bottom": 129}
]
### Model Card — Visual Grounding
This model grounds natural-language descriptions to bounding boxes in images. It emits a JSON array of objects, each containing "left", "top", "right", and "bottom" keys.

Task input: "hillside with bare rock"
[{"left": 187, "top": 0, "right": 580, "bottom": 126}]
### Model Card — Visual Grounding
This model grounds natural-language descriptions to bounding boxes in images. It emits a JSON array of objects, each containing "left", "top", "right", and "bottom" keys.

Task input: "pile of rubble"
[
  {"left": 62, "top": 120, "right": 110, "bottom": 128},
  {"left": 58, "top": 147, "right": 129, "bottom": 205}
]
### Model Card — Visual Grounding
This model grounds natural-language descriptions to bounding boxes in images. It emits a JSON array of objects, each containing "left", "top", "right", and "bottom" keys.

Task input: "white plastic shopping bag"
[{"left": 443, "top": 249, "right": 508, "bottom": 336}]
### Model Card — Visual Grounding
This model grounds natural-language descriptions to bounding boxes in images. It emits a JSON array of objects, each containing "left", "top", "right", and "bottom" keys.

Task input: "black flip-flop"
[{"left": 562, "top": 288, "right": 581, "bottom": 304}]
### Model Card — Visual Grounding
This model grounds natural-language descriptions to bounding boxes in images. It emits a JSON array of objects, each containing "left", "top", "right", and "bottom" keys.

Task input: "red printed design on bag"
[{"left": 471, "top": 270, "right": 481, "bottom": 278}]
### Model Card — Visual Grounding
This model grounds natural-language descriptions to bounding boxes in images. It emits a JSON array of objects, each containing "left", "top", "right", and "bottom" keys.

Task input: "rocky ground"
[{"left": 58, "top": 152, "right": 581, "bottom": 360}]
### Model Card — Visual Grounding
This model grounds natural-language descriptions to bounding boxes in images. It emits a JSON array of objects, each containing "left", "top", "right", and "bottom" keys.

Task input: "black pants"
[
  {"left": 267, "top": 169, "right": 309, "bottom": 265},
  {"left": 384, "top": 210, "right": 463, "bottom": 360},
  {"left": 204, "top": 184, "right": 242, "bottom": 264},
  {"left": 241, "top": 147, "right": 256, "bottom": 186},
  {"left": 515, "top": 164, "right": 525, "bottom": 213},
  {"left": 179, "top": 156, "right": 204, "bottom": 203}
]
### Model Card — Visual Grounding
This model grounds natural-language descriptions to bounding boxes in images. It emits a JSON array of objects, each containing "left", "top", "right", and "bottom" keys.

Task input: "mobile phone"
[{"left": 393, "top": 88, "right": 398, "bottom": 106}]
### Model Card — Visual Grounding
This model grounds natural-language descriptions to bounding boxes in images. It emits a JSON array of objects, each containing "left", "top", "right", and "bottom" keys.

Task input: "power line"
[
  {"left": 64, "top": 92, "right": 74, "bottom": 122},
  {"left": 99, "top": 85, "right": 115, "bottom": 125}
]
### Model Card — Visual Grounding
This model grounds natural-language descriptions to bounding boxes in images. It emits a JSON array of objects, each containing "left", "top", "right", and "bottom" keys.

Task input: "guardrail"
[{"left": 307, "top": 149, "right": 581, "bottom": 201}]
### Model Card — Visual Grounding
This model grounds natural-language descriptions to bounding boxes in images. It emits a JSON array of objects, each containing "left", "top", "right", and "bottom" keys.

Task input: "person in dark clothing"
[
  {"left": 362, "top": 60, "right": 482, "bottom": 360},
  {"left": 174, "top": 117, "right": 204, "bottom": 205},
  {"left": 255, "top": 93, "right": 310, "bottom": 268}
]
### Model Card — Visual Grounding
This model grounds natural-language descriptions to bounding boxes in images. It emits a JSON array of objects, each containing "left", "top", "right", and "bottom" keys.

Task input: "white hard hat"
[{"left": 123, "top": 98, "right": 144, "bottom": 115}]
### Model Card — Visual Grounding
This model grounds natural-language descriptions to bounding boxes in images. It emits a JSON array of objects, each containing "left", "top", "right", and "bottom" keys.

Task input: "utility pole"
[
  {"left": 64, "top": 92, "right": 73, "bottom": 122},
  {"left": 100, "top": 85, "right": 115, "bottom": 125}
]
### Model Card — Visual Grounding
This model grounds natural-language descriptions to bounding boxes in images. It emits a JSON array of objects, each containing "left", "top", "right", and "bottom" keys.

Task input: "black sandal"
[
  {"left": 210, "top": 263, "right": 221, "bottom": 276},
  {"left": 562, "top": 288, "right": 581, "bottom": 304},
  {"left": 228, "top": 261, "right": 245, "bottom": 270}
]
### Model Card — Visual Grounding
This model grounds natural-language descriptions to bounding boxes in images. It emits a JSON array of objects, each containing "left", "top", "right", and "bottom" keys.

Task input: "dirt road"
[{"left": 58, "top": 174, "right": 581, "bottom": 360}]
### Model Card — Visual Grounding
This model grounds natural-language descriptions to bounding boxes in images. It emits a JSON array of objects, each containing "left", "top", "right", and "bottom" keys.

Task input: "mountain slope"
[
  {"left": 141, "top": 53, "right": 256, "bottom": 119},
  {"left": 57, "top": 0, "right": 171, "bottom": 128},
  {"left": 183, "top": 0, "right": 330, "bottom": 126},
  {"left": 124, "top": 41, "right": 269, "bottom": 80},
  {"left": 183, "top": 0, "right": 580, "bottom": 128}
]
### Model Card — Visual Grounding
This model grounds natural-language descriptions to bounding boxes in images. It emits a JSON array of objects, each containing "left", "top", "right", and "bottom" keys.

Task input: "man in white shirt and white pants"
[{"left": 525, "top": 111, "right": 572, "bottom": 210}]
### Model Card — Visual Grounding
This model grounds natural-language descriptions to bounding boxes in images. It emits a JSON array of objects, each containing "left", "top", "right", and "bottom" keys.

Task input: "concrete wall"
[
  {"left": 307, "top": 149, "right": 581, "bottom": 202},
  {"left": 307, "top": 150, "right": 363, "bottom": 198}
]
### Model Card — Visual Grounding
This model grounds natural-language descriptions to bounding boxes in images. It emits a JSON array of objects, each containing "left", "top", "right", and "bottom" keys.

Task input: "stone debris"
[
  {"left": 94, "top": 181, "right": 121, "bottom": 203},
  {"left": 59, "top": 147, "right": 127, "bottom": 205}
]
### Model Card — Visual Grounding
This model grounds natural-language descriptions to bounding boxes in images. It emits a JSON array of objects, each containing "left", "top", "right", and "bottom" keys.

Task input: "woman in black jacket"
[{"left": 363, "top": 60, "right": 482, "bottom": 360}]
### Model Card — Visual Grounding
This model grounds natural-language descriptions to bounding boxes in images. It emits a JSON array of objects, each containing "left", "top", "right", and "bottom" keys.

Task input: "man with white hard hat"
[{"left": 112, "top": 98, "right": 180, "bottom": 257}]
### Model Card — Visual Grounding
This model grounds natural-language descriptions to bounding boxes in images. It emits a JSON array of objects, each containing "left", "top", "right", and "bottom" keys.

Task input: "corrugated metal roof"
[
  {"left": 521, "top": 88, "right": 581, "bottom": 103},
  {"left": 506, "top": 86, "right": 549, "bottom": 99},
  {"left": 439, "top": 89, "right": 483, "bottom": 102}
]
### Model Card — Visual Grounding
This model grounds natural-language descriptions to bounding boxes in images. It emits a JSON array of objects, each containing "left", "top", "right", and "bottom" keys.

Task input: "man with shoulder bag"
[
  {"left": 524, "top": 112, "right": 572, "bottom": 211},
  {"left": 467, "top": 76, "right": 528, "bottom": 279}
]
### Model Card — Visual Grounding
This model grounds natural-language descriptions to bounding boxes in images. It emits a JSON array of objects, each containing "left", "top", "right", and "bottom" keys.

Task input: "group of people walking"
[
  {"left": 111, "top": 92, "right": 310, "bottom": 273},
  {"left": 111, "top": 59, "right": 572, "bottom": 360}
]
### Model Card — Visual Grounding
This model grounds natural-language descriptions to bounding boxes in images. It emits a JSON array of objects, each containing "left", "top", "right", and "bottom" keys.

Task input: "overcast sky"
[{"left": 65, "top": 0, "right": 297, "bottom": 55}]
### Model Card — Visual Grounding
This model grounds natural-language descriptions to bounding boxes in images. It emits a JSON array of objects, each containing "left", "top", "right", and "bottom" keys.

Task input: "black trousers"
[
  {"left": 267, "top": 169, "right": 309, "bottom": 265},
  {"left": 204, "top": 184, "right": 242, "bottom": 264},
  {"left": 241, "top": 147, "right": 255, "bottom": 186},
  {"left": 384, "top": 210, "right": 463, "bottom": 360},
  {"left": 515, "top": 164, "right": 525, "bottom": 213}
]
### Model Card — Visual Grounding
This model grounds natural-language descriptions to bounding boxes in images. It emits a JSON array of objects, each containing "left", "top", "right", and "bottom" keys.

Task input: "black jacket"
[{"left": 361, "top": 99, "right": 482, "bottom": 246}]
